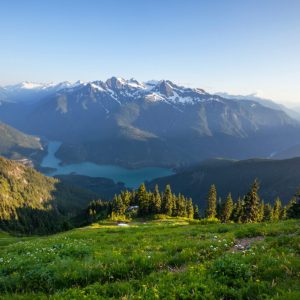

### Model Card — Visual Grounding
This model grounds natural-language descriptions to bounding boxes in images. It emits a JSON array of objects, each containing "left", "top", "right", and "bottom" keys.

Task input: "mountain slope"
[
  {"left": 216, "top": 92, "right": 300, "bottom": 120},
  {"left": 0, "top": 156, "right": 97, "bottom": 234},
  {"left": 273, "top": 144, "right": 300, "bottom": 159},
  {"left": 148, "top": 157, "right": 300, "bottom": 206},
  {"left": 0, "top": 121, "right": 43, "bottom": 162},
  {"left": 1, "top": 77, "right": 300, "bottom": 167}
]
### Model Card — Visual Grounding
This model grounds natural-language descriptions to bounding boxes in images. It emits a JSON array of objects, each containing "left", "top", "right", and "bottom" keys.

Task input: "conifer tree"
[
  {"left": 280, "top": 206, "right": 287, "bottom": 220},
  {"left": 177, "top": 194, "right": 186, "bottom": 217},
  {"left": 194, "top": 205, "right": 200, "bottom": 219},
  {"left": 243, "top": 179, "right": 261, "bottom": 223},
  {"left": 112, "top": 195, "right": 126, "bottom": 217},
  {"left": 216, "top": 197, "right": 223, "bottom": 220},
  {"left": 121, "top": 190, "right": 131, "bottom": 207},
  {"left": 221, "top": 193, "right": 233, "bottom": 223},
  {"left": 286, "top": 198, "right": 297, "bottom": 218},
  {"left": 148, "top": 192, "right": 155, "bottom": 214},
  {"left": 263, "top": 203, "right": 273, "bottom": 221},
  {"left": 186, "top": 198, "right": 194, "bottom": 219},
  {"left": 271, "top": 197, "right": 282, "bottom": 222},
  {"left": 232, "top": 197, "right": 243, "bottom": 223},
  {"left": 257, "top": 201, "right": 265, "bottom": 222},
  {"left": 172, "top": 194, "right": 178, "bottom": 216},
  {"left": 286, "top": 193, "right": 300, "bottom": 218},
  {"left": 88, "top": 208, "right": 96, "bottom": 223},
  {"left": 130, "top": 190, "right": 138, "bottom": 206},
  {"left": 206, "top": 184, "right": 217, "bottom": 218},
  {"left": 137, "top": 183, "right": 149, "bottom": 216},
  {"left": 163, "top": 185, "right": 173, "bottom": 216},
  {"left": 153, "top": 184, "right": 161, "bottom": 213}
]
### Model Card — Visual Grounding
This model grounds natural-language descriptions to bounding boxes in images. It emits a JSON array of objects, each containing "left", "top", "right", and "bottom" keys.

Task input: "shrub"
[{"left": 199, "top": 217, "right": 220, "bottom": 225}]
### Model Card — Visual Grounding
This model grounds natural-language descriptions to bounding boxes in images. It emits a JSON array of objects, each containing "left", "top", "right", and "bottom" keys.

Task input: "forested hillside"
[
  {"left": 0, "top": 122, "right": 43, "bottom": 161},
  {"left": 149, "top": 157, "right": 300, "bottom": 206},
  {"left": 0, "top": 157, "right": 97, "bottom": 234}
]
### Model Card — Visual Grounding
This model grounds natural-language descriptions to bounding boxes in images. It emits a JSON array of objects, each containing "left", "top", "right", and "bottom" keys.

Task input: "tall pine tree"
[
  {"left": 206, "top": 184, "right": 217, "bottom": 219},
  {"left": 162, "top": 185, "right": 173, "bottom": 216},
  {"left": 186, "top": 199, "right": 194, "bottom": 219},
  {"left": 194, "top": 205, "right": 200, "bottom": 219},
  {"left": 271, "top": 197, "right": 282, "bottom": 222},
  {"left": 263, "top": 203, "right": 273, "bottom": 221},
  {"left": 232, "top": 197, "right": 243, "bottom": 223},
  {"left": 137, "top": 183, "right": 149, "bottom": 216},
  {"left": 221, "top": 193, "right": 233, "bottom": 223},
  {"left": 112, "top": 195, "right": 126, "bottom": 218},
  {"left": 243, "top": 179, "right": 261, "bottom": 223},
  {"left": 153, "top": 184, "right": 162, "bottom": 214}
]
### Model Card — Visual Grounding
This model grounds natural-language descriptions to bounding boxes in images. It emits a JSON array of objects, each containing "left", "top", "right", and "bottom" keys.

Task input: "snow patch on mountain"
[{"left": 1, "top": 77, "right": 258, "bottom": 108}]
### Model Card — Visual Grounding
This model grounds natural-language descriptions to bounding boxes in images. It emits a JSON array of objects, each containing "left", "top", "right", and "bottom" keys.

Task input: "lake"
[{"left": 41, "top": 141, "right": 174, "bottom": 188}]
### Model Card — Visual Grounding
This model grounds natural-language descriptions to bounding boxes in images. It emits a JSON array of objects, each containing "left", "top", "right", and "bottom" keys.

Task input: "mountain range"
[{"left": 0, "top": 77, "right": 300, "bottom": 167}]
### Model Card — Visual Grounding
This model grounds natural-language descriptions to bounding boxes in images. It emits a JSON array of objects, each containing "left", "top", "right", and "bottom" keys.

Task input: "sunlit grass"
[{"left": 0, "top": 219, "right": 299, "bottom": 299}]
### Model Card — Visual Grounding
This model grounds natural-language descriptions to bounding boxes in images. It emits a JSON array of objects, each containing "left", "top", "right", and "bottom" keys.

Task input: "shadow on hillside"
[{"left": 0, "top": 206, "right": 66, "bottom": 235}]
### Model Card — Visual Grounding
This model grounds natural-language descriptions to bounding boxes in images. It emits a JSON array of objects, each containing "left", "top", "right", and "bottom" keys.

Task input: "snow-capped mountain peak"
[
  {"left": 62, "top": 77, "right": 213, "bottom": 105},
  {"left": 1, "top": 77, "right": 213, "bottom": 105}
]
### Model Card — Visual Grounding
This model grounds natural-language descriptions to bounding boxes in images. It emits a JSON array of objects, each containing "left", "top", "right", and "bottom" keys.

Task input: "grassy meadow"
[{"left": 0, "top": 219, "right": 299, "bottom": 299}]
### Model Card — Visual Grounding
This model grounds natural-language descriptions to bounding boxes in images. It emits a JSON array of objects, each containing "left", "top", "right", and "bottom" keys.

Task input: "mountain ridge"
[
  {"left": 148, "top": 156, "right": 300, "bottom": 206},
  {"left": 0, "top": 121, "right": 44, "bottom": 163},
  {"left": 1, "top": 77, "right": 300, "bottom": 168}
]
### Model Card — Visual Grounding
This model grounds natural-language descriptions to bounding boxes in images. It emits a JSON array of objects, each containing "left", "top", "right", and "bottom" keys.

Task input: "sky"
[{"left": 0, "top": 0, "right": 300, "bottom": 106}]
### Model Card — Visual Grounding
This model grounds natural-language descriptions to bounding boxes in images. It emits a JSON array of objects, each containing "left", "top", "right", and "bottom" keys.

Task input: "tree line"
[
  {"left": 86, "top": 179, "right": 300, "bottom": 223},
  {"left": 87, "top": 183, "right": 197, "bottom": 221},
  {"left": 205, "top": 179, "right": 300, "bottom": 223}
]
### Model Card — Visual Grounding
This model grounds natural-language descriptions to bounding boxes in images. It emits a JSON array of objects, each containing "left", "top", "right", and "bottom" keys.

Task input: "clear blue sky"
[{"left": 1, "top": 0, "right": 300, "bottom": 105}]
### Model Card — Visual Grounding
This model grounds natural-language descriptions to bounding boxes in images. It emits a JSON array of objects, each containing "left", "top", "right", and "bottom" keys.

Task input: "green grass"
[{"left": 0, "top": 219, "right": 299, "bottom": 299}]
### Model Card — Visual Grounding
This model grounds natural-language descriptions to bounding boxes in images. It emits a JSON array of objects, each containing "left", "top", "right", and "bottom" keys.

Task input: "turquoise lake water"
[{"left": 41, "top": 141, "right": 174, "bottom": 188}]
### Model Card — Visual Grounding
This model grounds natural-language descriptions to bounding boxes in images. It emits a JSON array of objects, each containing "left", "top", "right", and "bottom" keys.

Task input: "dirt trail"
[{"left": 231, "top": 236, "right": 264, "bottom": 252}]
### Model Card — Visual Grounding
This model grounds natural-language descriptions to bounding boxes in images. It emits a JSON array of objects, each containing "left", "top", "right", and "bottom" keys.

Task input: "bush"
[
  {"left": 153, "top": 214, "right": 169, "bottom": 220},
  {"left": 199, "top": 217, "right": 221, "bottom": 225}
]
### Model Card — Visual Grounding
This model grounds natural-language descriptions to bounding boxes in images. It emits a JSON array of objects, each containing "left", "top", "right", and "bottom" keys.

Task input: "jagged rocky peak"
[
  {"left": 105, "top": 77, "right": 146, "bottom": 90},
  {"left": 128, "top": 78, "right": 140, "bottom": 85},
  {"left": 105, "top": 77, "right": 127, "bottom": 90},
  {"left": 155, "top": 80, "right": 174, "bottom": 97}
]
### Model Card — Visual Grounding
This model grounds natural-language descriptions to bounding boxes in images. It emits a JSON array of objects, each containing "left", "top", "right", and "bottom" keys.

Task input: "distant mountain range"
[
  {"left": 0, "top": 81, "right": 81, "bottom": 104},
  {"left": 1, "top": 77, "right": 300, "bottom": 167},
  {"left": 149, "top": 157, "right": 300, "bottom": 206},
  {"left": 216, "top": 92, "right": 300, "bottom": 120}
]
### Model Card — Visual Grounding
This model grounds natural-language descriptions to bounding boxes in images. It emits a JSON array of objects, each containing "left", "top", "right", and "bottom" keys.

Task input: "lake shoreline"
[{"left": 40, "top": 141, "right": 175, "bottom": 189}]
